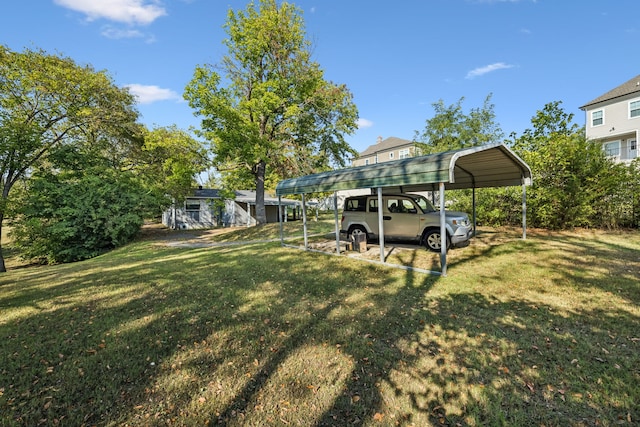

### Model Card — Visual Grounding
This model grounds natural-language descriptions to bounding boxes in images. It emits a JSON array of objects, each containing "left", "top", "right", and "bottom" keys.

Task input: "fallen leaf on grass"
[{"left": 373, "top": 412, "right": 384, "bottom": 421}]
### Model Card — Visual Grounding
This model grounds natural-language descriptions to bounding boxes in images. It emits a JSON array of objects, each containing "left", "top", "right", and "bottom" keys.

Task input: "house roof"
[
  {"left": 580, "top": 74, "right": 640, "bottom": 109},
  {"left": 189, "top": 188, "right": 299, "bottom": 206},
  {"left": 358, "top": 136, "right": 413, "bottom": 157},
  {"left": 276, "top": 143, "right": 532, "bottom": 196}
]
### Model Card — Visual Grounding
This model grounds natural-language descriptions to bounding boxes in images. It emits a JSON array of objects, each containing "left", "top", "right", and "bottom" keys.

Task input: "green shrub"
[{"left": 11, "top": 169, "right": 148, "bottom": 264}]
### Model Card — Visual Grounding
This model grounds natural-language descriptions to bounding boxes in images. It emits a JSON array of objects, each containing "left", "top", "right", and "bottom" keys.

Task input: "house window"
[
  {"left": 185, "top": 199, "right": 201, "bottom": 222},
  {"left": 364, "top": 159, "right": 370, "bottom": 165},
  {"left": 603, "top": 140, "right": 620, "bottom": 158},
  {"left": 591, "top": 110, "right": 604, "bottom": 126},
  {"left": 630, "top": 100, "right": 640, "bottom": 118},
  {"left": 399, "top": 148, "right": 410, "bottom": 159},
  {"left": 187, "top": 211, "right": 200, "bottom": 221},
  {"left": 389, "top": 152, "right": 394, "bottom": 159}
]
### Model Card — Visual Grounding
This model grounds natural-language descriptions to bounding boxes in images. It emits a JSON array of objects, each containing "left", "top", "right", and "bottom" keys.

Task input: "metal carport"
[{"left": 275, "top": 142, "right": 532, "bottom": 276}]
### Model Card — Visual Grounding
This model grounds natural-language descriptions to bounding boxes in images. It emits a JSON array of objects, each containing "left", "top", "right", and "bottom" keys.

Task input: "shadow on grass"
[{"left": 1, "top": 231, "right": 638, "bottom": 426}]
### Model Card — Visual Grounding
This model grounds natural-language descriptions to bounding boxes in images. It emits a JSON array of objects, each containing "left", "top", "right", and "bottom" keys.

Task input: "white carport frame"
[{"left": 275, "top": 143, "right": 532, "bottom": 276}]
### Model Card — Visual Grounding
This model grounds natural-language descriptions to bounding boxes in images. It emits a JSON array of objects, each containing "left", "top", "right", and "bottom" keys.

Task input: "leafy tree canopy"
[
  {"left": 184, "top": 0, "right": 359, "bottom": 224},
  {"left": 137, "top": 125, "right": 210, "bottom": 208},
  {"left": 414, "top": 94, "right": 503, "bottom": 154},
  {"left": 0, "top": 45, "right": 140, "bottom": 271}
]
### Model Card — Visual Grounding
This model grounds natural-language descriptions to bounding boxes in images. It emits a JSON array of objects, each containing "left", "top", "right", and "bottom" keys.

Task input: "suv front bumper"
[{"left": 450, "top": 227, "right": 473, "bottom": 247}]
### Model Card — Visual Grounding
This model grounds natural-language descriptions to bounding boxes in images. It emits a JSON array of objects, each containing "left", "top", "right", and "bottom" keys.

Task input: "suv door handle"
[{"left": 383, "top": 216, "right": 392, "bottom": 220}]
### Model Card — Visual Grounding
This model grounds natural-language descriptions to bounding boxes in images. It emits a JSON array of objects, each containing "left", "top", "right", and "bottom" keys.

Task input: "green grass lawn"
[{"left": 1, "top": 222, "right": 638, "bottom": 426}]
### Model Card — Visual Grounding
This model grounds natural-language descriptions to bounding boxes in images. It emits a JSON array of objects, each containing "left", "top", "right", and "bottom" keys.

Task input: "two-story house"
[
  {"left": 352, "top": 136, "right": 417, "bottom": 167},
  {"left": 580, "top": 74, "right": 639, "bottom": 163},
  {"left": 318, "top": 136, "right": 419, "bottom": 210}
]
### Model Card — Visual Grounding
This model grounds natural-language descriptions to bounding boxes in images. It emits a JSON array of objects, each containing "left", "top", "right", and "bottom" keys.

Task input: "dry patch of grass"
[{"left": 1, "top": 225, "right": 638, "bottom": 426}]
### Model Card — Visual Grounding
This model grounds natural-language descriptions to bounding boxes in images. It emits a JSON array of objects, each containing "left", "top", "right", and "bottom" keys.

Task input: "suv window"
[
  {"left": 345, "top": 197, "right": 366, "bottom": 212},
  {"left": 387, "top": 198, "right": 418, "bottom": 214},
  {"left": 410, "top": 195, "right": 435, "bottom": 213},
  {"left": 368, "top": 198, "right": 378, "bottom": 212}
]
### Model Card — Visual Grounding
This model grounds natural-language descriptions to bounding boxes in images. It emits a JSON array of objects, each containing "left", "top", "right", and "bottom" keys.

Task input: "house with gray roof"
[
  {"left": 162, "top": 187, "right": 301, "bottom": 230},
  {"left": 352, "top": 136, "right": 417, "bottom": 167},
  {"left": 318, "top": 136, "right": 421, "bottom": 210},
  {"left": 580, "top": 74, "right": 639, "bottom": 163}
]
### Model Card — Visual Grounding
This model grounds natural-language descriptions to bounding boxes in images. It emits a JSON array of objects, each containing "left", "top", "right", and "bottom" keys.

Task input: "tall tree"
[
  {"left": 184, "top": 0, "right": 358, "bottom": 224},
  {"left": 138, "top": 125, "right": 209, "bottom": 207},
  {"left": 512, "top": 101, "right": 614, "bottom": 229},
  {"left": 0, "top": 45, "right": 139, "bottom": 272},
  {"left": 414, "top": 94, "right": 503, "bottom": 154}
]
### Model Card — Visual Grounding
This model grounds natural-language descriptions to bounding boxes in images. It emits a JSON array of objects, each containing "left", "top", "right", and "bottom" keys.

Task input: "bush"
[{"left": 11, "top": 169, "right": 149, "bottom": 264}]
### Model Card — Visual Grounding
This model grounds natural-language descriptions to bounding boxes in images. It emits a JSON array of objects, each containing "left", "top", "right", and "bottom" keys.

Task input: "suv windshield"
[{"left": 410, "top": 195, "right": 436, "bottom": 213}]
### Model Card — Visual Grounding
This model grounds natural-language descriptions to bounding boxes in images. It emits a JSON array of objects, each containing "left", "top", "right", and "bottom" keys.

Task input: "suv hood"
[{"left": 426, "top": 210, "right": 468, "bottom": 218}]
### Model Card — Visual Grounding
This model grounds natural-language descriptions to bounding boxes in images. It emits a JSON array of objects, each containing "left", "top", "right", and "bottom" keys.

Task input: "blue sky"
[{"left": 2, "top": 0, "right": 640, "bottom": 159}]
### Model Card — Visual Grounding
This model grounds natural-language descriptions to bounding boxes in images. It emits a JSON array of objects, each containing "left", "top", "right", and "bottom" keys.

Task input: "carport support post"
[
  {"left": 522, "top": 180, "right": 527, "bottom": 240},
  {"left": 472, "top": 187, "right": 477, "bottom": 237},
  {"left": 377, "top": 187, "right": 385, "bottom": 263},
  {"left": 333, "top": 192, "right": 341, "bottom": 255},
  {"left": 301, "top": 193, "right": 308, "bottom": 250},
  {"left": 440, "top": 182, "right": 447, "bottom": 276},
  {"left": 278, "top": 196, "right": 284, "bottom": 245}
]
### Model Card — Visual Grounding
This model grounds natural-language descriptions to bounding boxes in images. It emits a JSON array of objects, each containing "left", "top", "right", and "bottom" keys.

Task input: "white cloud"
[
  {"left": 125, "top": 84, "right": 180, "bottom": 104},
  {"left": 465, "top": 62, "right": 514, "bottom": 79},
  {"left": 357, "top": 118, "right": 374, "bottom": 129},
  {"left": 54, "top": 0, "right": 167, "bottom": 25},
  {"left": 101, "top": 26, "right": 144, "bottom": 39},
  {"left": 101, "top": 25, "right": 157, "bottom": 42}
]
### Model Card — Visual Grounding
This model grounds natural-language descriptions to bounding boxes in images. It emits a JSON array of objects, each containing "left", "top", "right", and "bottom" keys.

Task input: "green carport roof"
[{"left": 276, "top": 143, "right": 532, "bottom": 196}]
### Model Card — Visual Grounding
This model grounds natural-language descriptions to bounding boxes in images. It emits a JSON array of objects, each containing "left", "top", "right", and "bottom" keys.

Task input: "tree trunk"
[
  {"left": 0, "top": 213, "right": 6, "bottom": 273},
  {"left": 254, "top": 160, "right": 267, "bottom": 225}
]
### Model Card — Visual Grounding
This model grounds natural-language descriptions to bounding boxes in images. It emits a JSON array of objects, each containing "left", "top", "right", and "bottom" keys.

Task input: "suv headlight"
[{"left": 452, "top": 218, "right": 469, "bottom": 226}]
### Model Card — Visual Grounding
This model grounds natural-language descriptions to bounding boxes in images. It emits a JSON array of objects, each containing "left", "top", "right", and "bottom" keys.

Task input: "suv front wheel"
[{"left": 422, "top": 229, "right": 449, "bottom": 252}]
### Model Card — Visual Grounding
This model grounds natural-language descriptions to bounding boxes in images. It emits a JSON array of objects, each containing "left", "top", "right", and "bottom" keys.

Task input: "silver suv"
[{"left": 340, "top": 193, "right": 472, "bottom": 252}]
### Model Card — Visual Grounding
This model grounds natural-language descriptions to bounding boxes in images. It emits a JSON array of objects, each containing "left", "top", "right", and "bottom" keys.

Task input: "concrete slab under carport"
[{"left": 275, "top": 143, "right": 533, "bottom": 276}]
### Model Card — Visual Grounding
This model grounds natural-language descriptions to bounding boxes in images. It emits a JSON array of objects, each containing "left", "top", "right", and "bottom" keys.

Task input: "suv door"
[{"left": 382, "top": 196, "right": 421, "bottom": 239}]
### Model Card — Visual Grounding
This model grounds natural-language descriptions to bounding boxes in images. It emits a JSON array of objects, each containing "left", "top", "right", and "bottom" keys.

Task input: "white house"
[
  {"left": 580, "top": 74, "right": 639, "bottom": 163},
  {"left": 162, "top": 188, "right": 301, "bottom": 230}
]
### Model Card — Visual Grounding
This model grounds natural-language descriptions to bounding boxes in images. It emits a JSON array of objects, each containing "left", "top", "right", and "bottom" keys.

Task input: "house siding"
[
  {"left": 582, "top": 76, "right": 640, "bottom": 164},
  {"left": 352, "top": 137, "right": 416, "bottom": 167},
  {"left": 162, "top": 189, "right": 300, "bottom": 230}
]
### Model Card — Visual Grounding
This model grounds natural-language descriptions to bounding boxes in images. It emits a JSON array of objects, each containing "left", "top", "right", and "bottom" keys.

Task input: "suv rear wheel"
[
  {"left": 347, "top": 225, "right": 367, "bottom": 241},
  {"left": 422, "top": 229, "right": 449, "bottom": 252}
]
